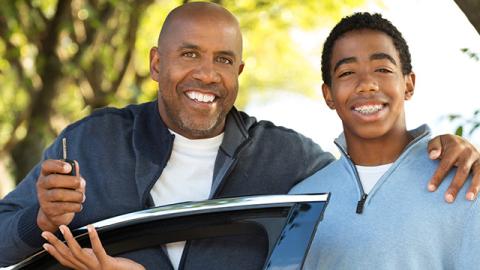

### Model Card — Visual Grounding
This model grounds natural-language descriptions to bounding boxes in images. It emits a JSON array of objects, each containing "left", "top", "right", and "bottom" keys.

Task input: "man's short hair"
[{"left": 321, "top": 12, "right": 412, "bottom": 86}]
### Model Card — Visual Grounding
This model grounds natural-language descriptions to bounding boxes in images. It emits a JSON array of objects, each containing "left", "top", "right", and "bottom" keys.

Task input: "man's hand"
[
  {"left": 428, "top": 134, "right": 480, "bottom": 203},
  {"left": 42, "top": 225, "right": 145, "bottom": 270},
  {"left": 37, "top": 160, "right": 86, "bottom": 232}
]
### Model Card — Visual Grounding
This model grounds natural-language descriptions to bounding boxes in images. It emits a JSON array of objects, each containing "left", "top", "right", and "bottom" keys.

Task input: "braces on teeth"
[{"left": 354, "top": 104, "right": 383, "bottom": 114}]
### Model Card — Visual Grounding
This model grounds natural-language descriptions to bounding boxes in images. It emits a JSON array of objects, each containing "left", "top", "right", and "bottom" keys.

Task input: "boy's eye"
[
  {"left": 376, "top": 68, "right": 392, "bottom": 73},
  {"left": 216, "top": 56, "right": 233, "bottom": 65},
  {"left": 182, "top": 52, "right": 198, "bottom": 58},
  {"left": 338, "top": 71, "right": 354, "bottom": 78}
]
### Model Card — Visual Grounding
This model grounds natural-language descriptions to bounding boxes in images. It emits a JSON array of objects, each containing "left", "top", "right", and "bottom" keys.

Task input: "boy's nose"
[{"left": 355, "top": 74, "right": 379, "bottom": 93}]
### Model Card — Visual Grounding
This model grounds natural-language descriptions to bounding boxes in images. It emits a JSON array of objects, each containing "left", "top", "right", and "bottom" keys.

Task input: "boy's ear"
[
  {"left": 150, "top": 47, "right": 161, "bottom": 82},
  {"left": 404, "top": 72, "right": 415, "bottom": 100},
  {"left": 322, "top": 83, "right": 336, "bottom": 110}
]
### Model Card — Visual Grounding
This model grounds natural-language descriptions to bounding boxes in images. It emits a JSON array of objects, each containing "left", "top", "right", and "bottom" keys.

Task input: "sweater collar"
[{"left": 334, "top": 124, "right": 432, "bottom": 157}]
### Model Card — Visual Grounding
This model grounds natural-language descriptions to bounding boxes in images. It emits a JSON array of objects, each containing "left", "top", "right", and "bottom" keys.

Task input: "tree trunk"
[{"left": 11, "top": 0, "right": 71, "bottom": 183}]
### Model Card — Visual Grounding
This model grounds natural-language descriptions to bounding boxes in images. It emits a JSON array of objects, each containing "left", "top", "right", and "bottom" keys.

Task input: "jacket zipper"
[
  {"left": 334, "top": 141, "right": 368, "bottom": 214},
  {"left": 356, "top": 194, "right": 368, "bottom": 214}
]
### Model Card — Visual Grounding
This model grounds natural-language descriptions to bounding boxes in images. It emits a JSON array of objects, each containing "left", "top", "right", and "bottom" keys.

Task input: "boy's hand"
[
  {"left": 427, "top": 134, "right": 480, "bottom": 203},
  {"left": 42, "top": 225, "right": 145, "bottom": 270}
]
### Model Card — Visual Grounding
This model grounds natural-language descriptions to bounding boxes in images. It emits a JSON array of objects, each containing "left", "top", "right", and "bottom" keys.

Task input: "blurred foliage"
[
  {"left": 0, "top": 0, "right": 365, "bottom": 184},
  {"left": 448, "top": 49, "right": 479, "bottom": 138}
]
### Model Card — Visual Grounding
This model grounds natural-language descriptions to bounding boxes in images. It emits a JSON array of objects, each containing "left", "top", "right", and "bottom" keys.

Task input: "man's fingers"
[
  {"left": 88, "top": 225, "right": 110, "bottom": 265},
  {"left": 445, "top": 154, "right": 475, "bottom": 202},
  {"left": 40, "top": 202, "right": 83, "bottom": 217},
  {"left": 40, "top": 160, "right": 73, "bottom": 176},
  {"left": 428, "top": 154, "right": 456, "bottom": 192},
  {"left": 38, "top": 174, "right": 84, "bottom": 190},
  {"left": 60, "top": 225, "right": 98, "bottom": 269},
  {"left": 42, "top": 231, "right": 88, "bottom": 270},
  {"left": 43, "top": 243, "right": 79, "bottom": 269},
  {"left": 466, "top": 161, "right": 480, "bottom": 200},
  {"left": 41, "top": 188, "right": 85, "bottom": 203},
  {"left": 427, "top": 135, "right": 443, "bottom": 159}
]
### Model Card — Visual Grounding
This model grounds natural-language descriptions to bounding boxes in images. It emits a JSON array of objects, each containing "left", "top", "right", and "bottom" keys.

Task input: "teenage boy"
[{"left": 290, "top": 12, "right": 479, "bottom": 269}]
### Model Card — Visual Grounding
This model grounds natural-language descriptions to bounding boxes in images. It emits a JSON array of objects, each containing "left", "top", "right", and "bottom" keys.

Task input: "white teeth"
[
  {"left": 353, "top": 104, "right": 384, "bottom": 114},
  {"left": 186, "top": 91, "right": 215, "bottom": 103}
]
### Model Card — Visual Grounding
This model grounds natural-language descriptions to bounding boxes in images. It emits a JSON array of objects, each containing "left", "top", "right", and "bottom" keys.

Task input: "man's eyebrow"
[
  {"left": 177, "top": 43, "right": 237, "bottom": 60},
  {"left": 370, "top": 52, "right": 397, "bottom": 65},
  {"left": 178, "top": 42, "right": 201, "bottom": 51},
  {"left": 333, "top": 57, "right": 357, "bottom": 72}
]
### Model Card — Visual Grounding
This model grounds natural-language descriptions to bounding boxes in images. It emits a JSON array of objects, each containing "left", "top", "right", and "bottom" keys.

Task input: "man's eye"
[
  {"left": 338, "top": 71, "right": 354, "bottom": 78},
  {"left": 217, "top": 56, "right": 233, "bottom": 65},
  {"left": 183, "top": 52, "right": 198, "bottom": 58}
]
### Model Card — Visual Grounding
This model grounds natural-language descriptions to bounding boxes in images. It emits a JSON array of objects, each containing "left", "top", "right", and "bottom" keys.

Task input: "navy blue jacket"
[{"left": 0, "top": 101, "right": 334, "bottom": 269}]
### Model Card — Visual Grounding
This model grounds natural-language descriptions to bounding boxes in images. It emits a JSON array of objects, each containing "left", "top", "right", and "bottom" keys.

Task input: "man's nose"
[{"left": 192, "top": 60, "right": 221, "bottom": 84}]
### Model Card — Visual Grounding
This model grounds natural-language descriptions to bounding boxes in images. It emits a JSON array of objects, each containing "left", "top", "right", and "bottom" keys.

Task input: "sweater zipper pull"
[{"left": 356, "top": 194, "right": 368, "bottom": 214}]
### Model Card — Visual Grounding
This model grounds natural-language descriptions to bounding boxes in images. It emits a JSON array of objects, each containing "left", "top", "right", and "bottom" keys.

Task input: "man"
[
  {"left": 290, "top": 12, "right": 479, "bottom": 269},
  {"left": 1, "top": 2, "right": 479, "bottom": 270}
]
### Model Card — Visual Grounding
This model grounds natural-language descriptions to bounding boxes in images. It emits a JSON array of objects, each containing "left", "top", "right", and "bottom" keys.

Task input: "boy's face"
[{"left": 322, "top": 29, "right": 415, "bottom": 141}]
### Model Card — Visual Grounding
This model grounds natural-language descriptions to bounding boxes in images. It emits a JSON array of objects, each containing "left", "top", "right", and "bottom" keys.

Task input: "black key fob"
[{"left": 62, "top": 159, "right": 76, "bottom": 176}]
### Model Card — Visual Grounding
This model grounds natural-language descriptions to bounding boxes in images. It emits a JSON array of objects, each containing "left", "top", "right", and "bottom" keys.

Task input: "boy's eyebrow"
[
  {"left": 333, "top": 53, "right": 398, "bottom": 72},
  {"left": 370, "top": 52, "right": 397, "bottom": 65},
  {"left": 333, "top": 57, "right": 357, "bottom": 72}
]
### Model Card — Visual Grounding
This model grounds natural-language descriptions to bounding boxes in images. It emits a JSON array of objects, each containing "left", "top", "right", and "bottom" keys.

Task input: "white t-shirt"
[
  {"left": 355, "top": 163, "right": 392, "bottom": 194},
  {"left": 150, "top": 131, "right": 223, "bottom": 269}
]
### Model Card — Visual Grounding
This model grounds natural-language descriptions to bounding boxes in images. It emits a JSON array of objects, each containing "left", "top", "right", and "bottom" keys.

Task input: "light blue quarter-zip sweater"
[{"left": 290, "top": 125, "right": 479, "bottom": 270}]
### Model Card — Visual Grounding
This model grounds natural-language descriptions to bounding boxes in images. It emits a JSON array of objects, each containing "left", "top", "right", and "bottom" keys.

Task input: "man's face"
[
  {"left": 150, "top": 15, "right": 244, "bottom": 139},
  {"left": 323, "top": 29, "right": 414, "bottom": 141}
]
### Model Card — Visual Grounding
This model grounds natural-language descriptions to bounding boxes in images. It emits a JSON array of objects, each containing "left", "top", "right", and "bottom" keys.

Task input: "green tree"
[{"left": 0, "top": 0, "right": 365, "bottom": 186}]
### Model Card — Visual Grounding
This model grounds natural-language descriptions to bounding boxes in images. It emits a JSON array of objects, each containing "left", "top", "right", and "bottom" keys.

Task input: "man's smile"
[{"left": 185, "top": 90, "right": 217, "bottom": 103}]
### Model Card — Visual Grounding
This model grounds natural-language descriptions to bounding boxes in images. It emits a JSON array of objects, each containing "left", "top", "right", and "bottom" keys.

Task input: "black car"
[{"left": 5, "top": 194, "right": 329, "bottom": 270}]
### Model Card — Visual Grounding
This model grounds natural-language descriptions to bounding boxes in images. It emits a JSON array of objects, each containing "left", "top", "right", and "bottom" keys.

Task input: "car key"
[{"left": 62, "top": 138, "right": 76, "bottom": 176}]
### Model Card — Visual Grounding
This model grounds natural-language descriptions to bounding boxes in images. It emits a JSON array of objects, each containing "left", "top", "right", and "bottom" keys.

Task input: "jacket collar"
[
  {"left": 132, "top": 102, "right": 256, "bottom": 204},
  {"left": 220, "top": 107, "right": 252, "bottom": 157},
  {"left": 133, "top": 101, "right": 174, "bottom": 207},
  {"left": 334, "top": 124, "right": 431, "bottom": 158}
]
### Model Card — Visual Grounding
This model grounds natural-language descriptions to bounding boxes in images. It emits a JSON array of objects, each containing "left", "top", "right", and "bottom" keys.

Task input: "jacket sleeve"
[
  {"left": 296, "top": 133, "right": 335, "bottom": 182},
  {"left": 0, "top": 140, "right": 61, "bottom": 267}
]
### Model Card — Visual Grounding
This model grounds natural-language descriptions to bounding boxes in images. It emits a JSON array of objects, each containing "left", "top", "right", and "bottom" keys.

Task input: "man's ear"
[
  {"left": 322, "top": 83, "right": 336, "bottom": 110},
  {"left": 238, "top": 61, "right": 245, "bottom": 75},
  {"left": 404, "top": 72, "right": 415, "bottom": 100},
  {"left": 150, "top": 47, "right": 160, "bottom": 82}
]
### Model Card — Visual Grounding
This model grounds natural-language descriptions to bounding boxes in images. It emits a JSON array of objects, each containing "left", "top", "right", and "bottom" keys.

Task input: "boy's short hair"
[{"left": 321, "top": 12, "right": 412, "bottom": 86}]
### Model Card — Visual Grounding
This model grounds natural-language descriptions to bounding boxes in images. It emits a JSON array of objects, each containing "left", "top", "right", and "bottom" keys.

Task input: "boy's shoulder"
[{"left": 289, "top": 159, "right": 346, "bottom": 194}]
